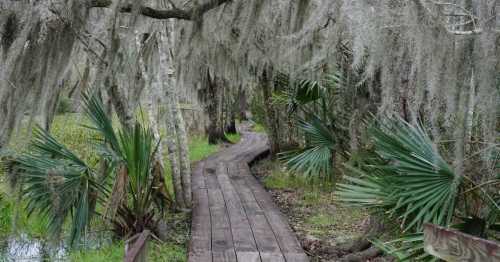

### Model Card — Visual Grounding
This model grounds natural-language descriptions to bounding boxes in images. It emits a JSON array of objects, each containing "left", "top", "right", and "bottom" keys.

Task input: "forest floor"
[{"left": 251, "top": 159, "right": 372, "bottom": 261}]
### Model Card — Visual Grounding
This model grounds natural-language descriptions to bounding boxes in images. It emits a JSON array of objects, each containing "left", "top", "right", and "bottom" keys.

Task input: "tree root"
[{"left": 339, "top": 246, "right": 383, "bottom": 262}]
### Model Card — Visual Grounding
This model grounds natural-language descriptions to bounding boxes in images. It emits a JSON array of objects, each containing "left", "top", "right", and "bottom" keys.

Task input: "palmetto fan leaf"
[
  {"left": 273, "top": 72, "right": 340, "bottom": 114},
  {"left": 336, "top": 165, "right": 396, "bottom": 207},
  {"left": 337, "top": 117, "right": 460, "bottom": 232},
  {"left": 371, "top": 233, "right": 437, "bottom": 261},
  {"left": 280, "top": 116, "right": 335, "bottom": 178},
  {"left": 15, "top": 126, "right": 105, "bottom": 246}
]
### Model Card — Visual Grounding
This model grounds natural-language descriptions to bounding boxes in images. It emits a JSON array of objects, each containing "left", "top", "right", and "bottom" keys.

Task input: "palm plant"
[
  {"left": 280, "top": 116, "right": 335, "bottom": 179},
  {"left": 11, "top": 92, "right": 170, "bottom": 246},
  {"left": 336, "top": 117, "right": 460, "bottom": 260},
  {"left": 275, "top": 72, "right": 346, "bottom": 181},
  {"left": 15, "top": 126, "right": 104, "bottom": 245}
]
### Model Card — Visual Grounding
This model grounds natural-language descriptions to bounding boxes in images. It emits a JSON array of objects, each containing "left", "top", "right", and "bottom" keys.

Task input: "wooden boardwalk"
[{"left": 188, "top": 131, "right": 309, "bottom": 262}]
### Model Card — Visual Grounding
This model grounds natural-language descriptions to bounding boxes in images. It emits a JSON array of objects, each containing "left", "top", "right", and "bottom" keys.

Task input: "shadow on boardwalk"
[{"left": 188, "top": 128, "right": 309, "bottom": 262}]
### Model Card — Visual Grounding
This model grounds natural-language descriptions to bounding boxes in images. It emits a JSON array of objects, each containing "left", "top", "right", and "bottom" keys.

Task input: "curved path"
[{"left": 188, "top": 129, "right": 309, "bottom": 262}]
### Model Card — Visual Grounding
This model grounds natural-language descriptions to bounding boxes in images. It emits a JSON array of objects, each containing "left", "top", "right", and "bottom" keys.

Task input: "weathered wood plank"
[
  {"left": 236, "top": 251, "right": 261, "bottom": 262},
  {"left": 188, "top": 251, "right": 212, "bottom": 262},
  {"left": 192, "top": 161, "right": 206, "bottom": 189},
  {"left": 189, "top": 188, "right": 211, "bottom": 260},
  {"left": 207, "top": 166, "right": 237, "bottom": 262},
  {"left": 232, "top": 177, "right": 281, "bottom": 254},
  {"left": 266, "top": 212, "right": 307, "bottom": 256},
  {"left": 282, "top": 252, "right": 310, "bottom": 262},
  {"left": 423, "top": 223, "right": 500, "bottom": 261},
  {"left": 212, "top": 250, "right": 238, "bottom": 262},
  {"left": 239, "top": 163, "right": 307, "bottom": 259},
  {"left": 260, "top": 252, "right": 286, "bottom": 262},
  {"left": 218, "top": 163, "right": 260, "bottom": 256}
]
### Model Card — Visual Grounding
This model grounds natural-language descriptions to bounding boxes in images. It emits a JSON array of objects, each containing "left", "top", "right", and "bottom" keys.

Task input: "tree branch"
[
  {"left": 88, "top": 0, "right": 231, "bottom": 20},
  {"left": 413, "top": 0, "right": 500, "bottom": 35}
]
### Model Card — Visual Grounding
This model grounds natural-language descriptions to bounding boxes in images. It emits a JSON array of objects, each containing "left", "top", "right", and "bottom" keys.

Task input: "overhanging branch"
[
  {"left": 414, "top": 0, "right": 500, "bottom": 36},
  {"left": 87, "top": 0, "right": 231, "bottom": 20}
]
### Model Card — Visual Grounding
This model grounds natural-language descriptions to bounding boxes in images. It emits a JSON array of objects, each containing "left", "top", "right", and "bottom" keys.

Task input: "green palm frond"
[
  {"left": 117, "top": 122, "right": 156, "bottom": 217},
  {"left": 336, "top": 165, "right": 396, "bottom": 207},
  {"left": 15, "top": 126, "right": 104, "bottom": 246},
  {"left": 371, "top": 233, "right": 436, "bottom": 261},
  {"left": 12, "top": 91, "right": 167, "bottom": 247},
  {"left": 30, "top": 126, "right": 88, "bottom": 168},
  {"left": 294, "top": 79, "right": 323, "bottom": 105},
  {"left": 81, "top": 92, "right": 121, "bottom": 162},
  {"left": 280, "top": 116, "right": 335, "bottom": 178},
  {"left": 337, "top": 118, "right": 459, "bottom": 232},
  {"left": 273, "top": 72, "right": 341, "bottom": 114}
]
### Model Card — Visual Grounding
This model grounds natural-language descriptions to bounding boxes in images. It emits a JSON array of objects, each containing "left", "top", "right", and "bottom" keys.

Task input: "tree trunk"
[
  {"left": 205, "top": 72, "right": 227, "bottom": 144},
  {"left": 225, "top": 113, "right": 237, "bottom": 134},
  {"left": 173, "top": 94, "right": 192, "bottom": 207},
  {"left": 238, "top": 85, "right": 248, "bottom": 121},
  {"left": 260, "top": 68, "right": 280, "bottom": 155},
  {"left": 452, "top": 0, "right": 475, "bottom": 184},
  {"left": 159, "top": 32, "right": 186, "bottom": 209}
]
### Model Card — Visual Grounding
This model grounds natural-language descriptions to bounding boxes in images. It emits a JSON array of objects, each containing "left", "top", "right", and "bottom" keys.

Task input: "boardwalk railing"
[
  {"left": 423, "top": 224, "right": 500, "bottom": 261},
  {"left": 124, "top": 230, "right": 151, "bottom": 262}
]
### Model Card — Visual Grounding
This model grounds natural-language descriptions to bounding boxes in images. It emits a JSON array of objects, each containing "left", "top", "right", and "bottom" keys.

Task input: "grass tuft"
[
  {"left": 252, "top": 123, "right": 266, "bottom": 133},
  {"left": 225, "top": 133, "right": 241, "bottom": 144}
]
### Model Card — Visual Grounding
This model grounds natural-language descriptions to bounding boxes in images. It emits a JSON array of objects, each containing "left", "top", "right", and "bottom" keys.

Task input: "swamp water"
[{"left": 0, "top": 232, "right": 114, "bottom": 261}]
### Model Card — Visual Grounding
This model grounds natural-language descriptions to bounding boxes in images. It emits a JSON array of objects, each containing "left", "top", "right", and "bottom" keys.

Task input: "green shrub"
[{"left": 56, "top": 96, "right": 75, "bottom": 114}]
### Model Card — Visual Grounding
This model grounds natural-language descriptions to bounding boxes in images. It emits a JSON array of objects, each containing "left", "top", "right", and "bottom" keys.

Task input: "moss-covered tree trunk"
[
  {"left": 205, "top": 72, "right": 227, "bottom": 144},
  {"left": 260, "top": 68, "right": 281, "bottom": 155},
  {"left": 159, "top": 31, "right": 186, "bottom": 209},
  {"left": 173, "top": 93, "right": 192, "bottom": 207}
]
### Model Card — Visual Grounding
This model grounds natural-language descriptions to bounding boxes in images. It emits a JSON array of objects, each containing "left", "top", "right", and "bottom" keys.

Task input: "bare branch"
[
  {"left": 88, "top": 0, "right": 231, "bottom": 20},
  {"left": 413, "top": 0, "right": 500, "bottom": 35}
]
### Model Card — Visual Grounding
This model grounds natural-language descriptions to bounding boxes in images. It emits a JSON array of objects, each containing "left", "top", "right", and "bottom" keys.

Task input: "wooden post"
[
  {"left": 423, "top": 224, "right": 500, "bottom": 261},
  {"left": 124, "top": 230, "right": 151, "bottom": 262}
]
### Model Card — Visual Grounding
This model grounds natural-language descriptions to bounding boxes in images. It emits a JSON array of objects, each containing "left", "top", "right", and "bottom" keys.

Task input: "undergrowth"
[
  {"left": 225, "top": 133, "right": 241, "bottom": 144},
  {"left": 0, "top": 113, "right": 220, "bottom": 261},
  {"left": 254, "top": 159, "right": 368, "bottom": 247}
]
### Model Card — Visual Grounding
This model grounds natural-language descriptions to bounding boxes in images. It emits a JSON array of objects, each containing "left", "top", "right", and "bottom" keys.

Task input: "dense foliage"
[
  {"left": 10, "top": 93, "right": 171, "bottom": 246},
  {"left": 336, "top": 117, "right": 499, "bottom": 260}
]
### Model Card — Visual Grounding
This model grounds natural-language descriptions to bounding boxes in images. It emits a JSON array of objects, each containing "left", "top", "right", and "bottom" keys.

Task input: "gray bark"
[
  {"left": 159, "top": 31, "right": 186, "bottom": 209},
  {"left": 173, "top": 91, "right": 192, "bottom": 207}
]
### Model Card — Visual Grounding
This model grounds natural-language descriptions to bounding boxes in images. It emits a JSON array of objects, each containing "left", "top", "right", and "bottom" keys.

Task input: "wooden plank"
[
  {"left": 188, "top": 251, "right": 212, "bottom": 262},
  {"left": 205, "top": 168, "right": 221, "bottom": 190},
  {"left": 218, "top": 163, "right": 260, "bottom": 256},
  {"left": 260, "top": 252, "right": 286, "bottom": 262},
  {"left": 266, "top": 212, "right": 307, "bottom": 255},
  {"left": 232, "top": 177, "right": 264, "bottom": 215},
  {"left": 231, "top": 178, "right": 282, "bottom": 254},
  {"left": 424, "top": 223, "right": 500, "bottom": 261},
  {"left": 212, "top": 250, "right": 238, "bottom": 262},
  {"left": 192, "top": 161, "right": 206, "bottom": 189},
  {"left": 207, "top": 167, "right": 237, "bottom": 262},
  {"left": 238, "top": 164, "right": 276, "bottom": 212},
  {"left": 282, "top": 252, "right": 310, "bottom": 262},
  {"left": 235, "top": 251, "right": 261, "bottom": 262},
  {"left": 189, "top": 189, "right": 211, "bottom": 261},
  {"left": 238, "top": 163, "right": 308, "bottom": 261}
]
